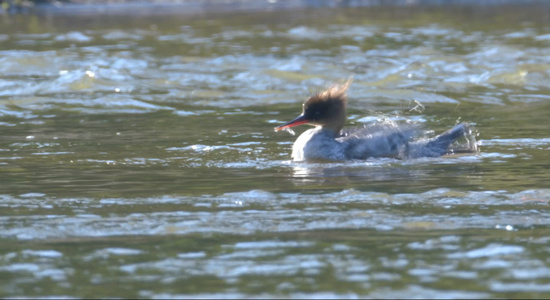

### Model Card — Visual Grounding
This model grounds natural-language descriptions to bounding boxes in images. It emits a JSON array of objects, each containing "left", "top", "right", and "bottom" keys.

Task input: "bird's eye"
[{"left": 310, "top": 111, "right": 321, "bottom": 119}]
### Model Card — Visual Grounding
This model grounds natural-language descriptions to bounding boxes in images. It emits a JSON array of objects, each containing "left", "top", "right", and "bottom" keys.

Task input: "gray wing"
[{"left": 338, "top": 122, "right": 419, "bottom": 159}]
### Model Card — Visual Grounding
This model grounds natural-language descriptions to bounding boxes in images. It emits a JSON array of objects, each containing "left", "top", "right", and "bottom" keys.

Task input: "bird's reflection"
[{"left": 287, "top": 155, "right": 482, "bottom": 189}]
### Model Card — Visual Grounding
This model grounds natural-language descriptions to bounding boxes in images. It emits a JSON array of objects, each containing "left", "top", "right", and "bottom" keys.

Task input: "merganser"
[{"left": 274, "top": 80, "right": 476, "bottom": 161}]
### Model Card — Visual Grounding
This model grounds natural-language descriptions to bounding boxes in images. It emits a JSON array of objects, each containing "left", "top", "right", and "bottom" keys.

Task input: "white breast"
[{"left": 291, "top": 128, "right": 346, "bottom": 161}]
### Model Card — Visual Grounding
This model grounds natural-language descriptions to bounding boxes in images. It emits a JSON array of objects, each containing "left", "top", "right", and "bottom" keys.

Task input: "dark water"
[{"left": 1, "top": 3, "right": 550, "bottom": 298}]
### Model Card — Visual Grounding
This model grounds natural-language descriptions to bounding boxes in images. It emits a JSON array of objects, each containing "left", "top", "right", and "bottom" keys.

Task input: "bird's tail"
[{"left": 407, "top": 123, "right": 478, "bottom": 158}]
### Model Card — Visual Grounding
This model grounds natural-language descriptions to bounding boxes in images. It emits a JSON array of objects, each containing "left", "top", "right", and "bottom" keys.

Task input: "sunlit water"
[{"left": 1, "top": 3, "right": 550, "bottom": 298}]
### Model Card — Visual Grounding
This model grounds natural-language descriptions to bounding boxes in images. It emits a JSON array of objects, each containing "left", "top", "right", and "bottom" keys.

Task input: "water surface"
[{"left": 1, "top": 3, "right": 550, "bottom": 298}]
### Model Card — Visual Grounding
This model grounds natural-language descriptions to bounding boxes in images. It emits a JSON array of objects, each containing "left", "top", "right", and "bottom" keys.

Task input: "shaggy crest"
[{"left": 311, "top": 78, "right": 353, "bottom": 103}]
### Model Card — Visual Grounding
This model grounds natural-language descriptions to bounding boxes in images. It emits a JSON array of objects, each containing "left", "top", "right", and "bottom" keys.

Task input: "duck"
[{"left": 274, "top": 80, "right": 476, "bottom": 161}]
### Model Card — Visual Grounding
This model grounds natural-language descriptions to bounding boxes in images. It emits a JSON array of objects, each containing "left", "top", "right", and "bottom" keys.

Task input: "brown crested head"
[
  {"left": 302, "top": 80, "right": 350, "bottom": 126},
  {"left": 275, "top": 79, "right": 352, "bottom": 133}
]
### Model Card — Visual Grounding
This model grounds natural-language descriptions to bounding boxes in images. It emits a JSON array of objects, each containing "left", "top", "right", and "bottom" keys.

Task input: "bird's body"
[{"left": 275, "top": 80, "right": 476, "bottom": 162}]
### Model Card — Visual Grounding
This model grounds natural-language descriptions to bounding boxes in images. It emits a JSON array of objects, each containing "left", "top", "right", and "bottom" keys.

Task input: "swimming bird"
[{"left": 274, "top": 80, "right": 475, "bottom": 161}]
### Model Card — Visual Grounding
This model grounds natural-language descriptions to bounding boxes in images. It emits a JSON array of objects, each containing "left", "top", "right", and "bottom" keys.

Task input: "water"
[{"left": 1, "top": 3, "right": 550, "bottom": 298}]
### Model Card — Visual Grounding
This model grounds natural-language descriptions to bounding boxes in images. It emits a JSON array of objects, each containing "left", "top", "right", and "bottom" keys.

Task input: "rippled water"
[{"left": 1, "top": 3, "right": 550, "bottom": 298}]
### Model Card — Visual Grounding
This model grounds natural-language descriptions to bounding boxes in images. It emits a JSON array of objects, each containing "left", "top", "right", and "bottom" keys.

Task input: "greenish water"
[{"left": 1, "top": 3, "right": 550, "bottom": 298}]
